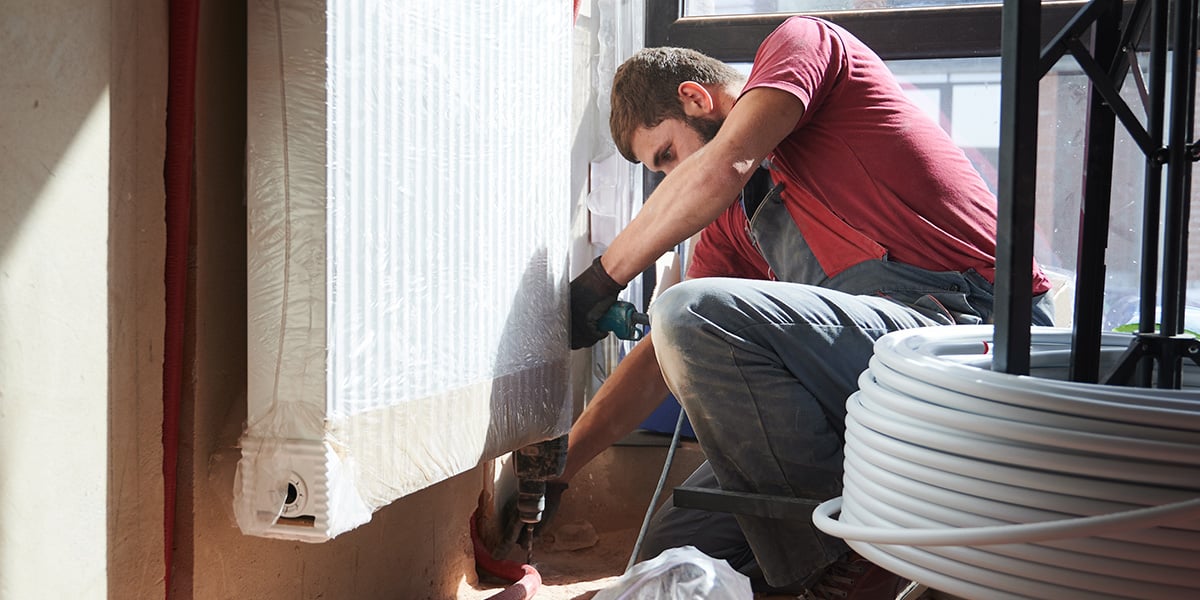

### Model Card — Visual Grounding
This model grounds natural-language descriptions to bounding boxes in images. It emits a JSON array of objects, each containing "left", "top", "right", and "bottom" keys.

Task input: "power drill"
[
  {"left": 512, "top": 301, "right": 650, "bottom": 563},
  {"left": 597, "top": 300, "right": 650, "bottom": 341},
  {"left": 514, "top": 434, "right": 569, "bottom": 564}
]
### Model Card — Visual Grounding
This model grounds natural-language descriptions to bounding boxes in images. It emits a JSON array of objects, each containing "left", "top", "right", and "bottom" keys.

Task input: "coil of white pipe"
[{"left": 811, "top": 326, "right": 1200, "bottom": 600}]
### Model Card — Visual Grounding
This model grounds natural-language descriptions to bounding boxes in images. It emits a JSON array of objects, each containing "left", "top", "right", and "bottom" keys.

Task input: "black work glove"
[{"left": 569, "top": 256, "right": 625, "bottom": 349}]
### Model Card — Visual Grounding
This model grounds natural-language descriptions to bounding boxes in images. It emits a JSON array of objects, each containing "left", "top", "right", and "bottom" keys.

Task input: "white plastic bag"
[{"left": 593, "top": 546, "right": 753, "bottom": 600}]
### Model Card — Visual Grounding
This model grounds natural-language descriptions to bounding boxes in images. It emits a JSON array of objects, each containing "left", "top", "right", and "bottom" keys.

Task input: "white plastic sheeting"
[{"left": 237, "top": 0, "right": 573, "bottom": 541}]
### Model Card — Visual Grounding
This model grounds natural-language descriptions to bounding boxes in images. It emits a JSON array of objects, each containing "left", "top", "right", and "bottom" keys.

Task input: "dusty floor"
[
  {"left": 454, "top": 436, "right": 803, "bottom": 599},
  {"left": 457, "top": 436, "right": 701, "bottom": 599},
  {"left": 456, "top": 524, "right": 636, "bottom": 600},
  {"left": 456, "top": 525, "right": 802, "bottom": 600}
]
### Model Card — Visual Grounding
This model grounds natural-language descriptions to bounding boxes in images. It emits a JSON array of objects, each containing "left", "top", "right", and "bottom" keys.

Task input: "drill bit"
[
  {"left": 524, "top": 524, "right": 535, "bottom": 564},
  {"left": 513, "top": 435, "right": 569, "bottom": 566}
]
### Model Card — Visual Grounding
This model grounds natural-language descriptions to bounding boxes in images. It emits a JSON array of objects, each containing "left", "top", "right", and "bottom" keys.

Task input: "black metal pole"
[
  {"left": 1158, "top": 0, "right": 1197, "bottom": 387},
  {"left": 1134, "top": 0, "right": 1169, "bottom": 386},
  {"left": 994, "top": 0, "right": 1042, "bottom": 375},
  {"left": 1069, "top": 0, "right": 1122, "bottom": 383},
  {"left": 1111, "top": 0, "right": 1153, "bottom": 84}
]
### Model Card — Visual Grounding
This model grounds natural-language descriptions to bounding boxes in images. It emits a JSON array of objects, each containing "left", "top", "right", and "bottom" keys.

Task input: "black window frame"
[{"left": 646, "top": 0, "right": 1095, "bottom": 62}]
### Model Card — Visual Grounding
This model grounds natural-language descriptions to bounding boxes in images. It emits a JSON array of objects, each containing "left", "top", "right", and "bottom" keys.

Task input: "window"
[
  {"left": 683, "top": 0, "right": 999, "bottom": 17},
  {"left": 647, "top": 0, "right": 1200, "bottom": 336}
]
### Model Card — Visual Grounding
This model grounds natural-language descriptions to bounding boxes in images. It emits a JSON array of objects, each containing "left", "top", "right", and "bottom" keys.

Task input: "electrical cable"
[
  {"left": 812, "top": 325, "right": 1200, "bottom": 600},
  {"left": 628, "top": 408, "right": 688, "bottom": 571},
  {"left": 163, "top": 1, "right": 199, "bottom": 596}
]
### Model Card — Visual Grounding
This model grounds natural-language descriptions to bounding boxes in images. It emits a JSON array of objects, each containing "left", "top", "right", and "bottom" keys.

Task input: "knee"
[{"left": 648, "top": 279, "right": 729, "bottom": 349}]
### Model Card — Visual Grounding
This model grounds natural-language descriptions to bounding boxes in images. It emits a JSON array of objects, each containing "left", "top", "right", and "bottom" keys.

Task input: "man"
[{"left": 565, "top": 15, "right": 1053, "bottom": 597}]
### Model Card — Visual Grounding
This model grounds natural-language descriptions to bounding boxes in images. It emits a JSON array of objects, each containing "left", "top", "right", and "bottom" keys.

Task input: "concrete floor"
[
  {"left": 459, "top": 434, "right": 709, "bottom": 599},
  {"left": 456, "top": 527, "right": 632, "bottom": 599}
]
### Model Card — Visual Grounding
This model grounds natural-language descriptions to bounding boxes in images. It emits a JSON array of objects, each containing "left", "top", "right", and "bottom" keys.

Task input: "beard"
[{"left": 686, "top": 114, "right": 724, "bottom": 144}]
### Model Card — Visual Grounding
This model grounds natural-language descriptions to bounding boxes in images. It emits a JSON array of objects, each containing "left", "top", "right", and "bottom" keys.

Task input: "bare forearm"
[
  {"left": 561, "top": 335, "right": 671, "bottom": 482},
  {"left": 601, "top": 87, "right": 805, "bottom": 285},
  {"left": 602, "top": 149, "right": 749, "bottom": 284}
]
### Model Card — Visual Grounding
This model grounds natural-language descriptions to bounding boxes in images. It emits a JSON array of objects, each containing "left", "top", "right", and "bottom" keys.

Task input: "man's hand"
[{"left": 570, "top": 256, "right": 625, "bottom": 349}]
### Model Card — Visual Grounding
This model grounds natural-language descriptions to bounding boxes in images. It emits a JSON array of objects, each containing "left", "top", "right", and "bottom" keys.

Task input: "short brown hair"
[{"left": 609, "top": 47, "right": 743, "bottom": 163}]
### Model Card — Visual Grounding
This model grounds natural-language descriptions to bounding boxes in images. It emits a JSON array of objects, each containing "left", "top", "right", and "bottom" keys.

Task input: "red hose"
[
  {"left": 164, "top": 0, "right": 198, "bottom": 596},
  {"left": 483, "top": 565, "right": 541, "bottom": 600},
  {"left": 471, "top": 505, "right": 542, "bottom": 599}
]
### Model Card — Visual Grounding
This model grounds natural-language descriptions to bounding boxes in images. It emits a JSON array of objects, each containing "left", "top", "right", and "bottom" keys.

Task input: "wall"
[
  {"left": 0, "top": 0, "right": 602, "bottom": 597},
  {"left": 176, "top": 2, "right": 482, "bottom": 598},
  {"left": 109, "top": 0, "right": 171, "bottom": 597},
  {"left": 0, "top": 0, "right": 167, "bottom": 598},
  {"left": 174, "top": 1, "right": 602, "bottom": 598}
]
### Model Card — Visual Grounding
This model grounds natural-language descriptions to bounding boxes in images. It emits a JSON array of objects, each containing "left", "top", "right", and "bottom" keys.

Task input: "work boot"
[{"left": 805, "top": 552, "right": 909, "bottom": 600}]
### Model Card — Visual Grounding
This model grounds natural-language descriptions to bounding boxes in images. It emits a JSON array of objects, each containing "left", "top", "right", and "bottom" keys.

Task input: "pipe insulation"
[{"left": 812, "top": 326, "right": 1200, "bottom": 600}]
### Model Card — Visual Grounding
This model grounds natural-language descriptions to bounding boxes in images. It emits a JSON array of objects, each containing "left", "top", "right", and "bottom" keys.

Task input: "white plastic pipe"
[{"left": 812, "top": 326, "right": 1200, "bottom": 600}]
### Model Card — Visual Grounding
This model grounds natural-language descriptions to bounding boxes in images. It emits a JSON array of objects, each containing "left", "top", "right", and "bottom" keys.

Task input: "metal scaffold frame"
[
  {"left": 993, "top": 0, "right": 1200, "bottom": 386},
  {"left": 638, "top": 6, "right": 1198, "bottom": 594}
]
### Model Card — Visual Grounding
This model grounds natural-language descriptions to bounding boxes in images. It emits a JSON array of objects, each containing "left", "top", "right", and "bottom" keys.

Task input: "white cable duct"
[{"left": 812, "top": 326, "right": 1200, "bottom": 600}]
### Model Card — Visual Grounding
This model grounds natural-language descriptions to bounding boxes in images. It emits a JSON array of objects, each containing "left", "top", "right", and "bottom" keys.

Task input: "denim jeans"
[{"left": 642, "top": 273, "right": 1053, "bottom": 587}]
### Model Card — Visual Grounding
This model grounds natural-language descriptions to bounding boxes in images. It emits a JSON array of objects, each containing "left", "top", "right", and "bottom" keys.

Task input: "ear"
[{"left": 677, "top": 81, "right": 714, "bottom": 118}]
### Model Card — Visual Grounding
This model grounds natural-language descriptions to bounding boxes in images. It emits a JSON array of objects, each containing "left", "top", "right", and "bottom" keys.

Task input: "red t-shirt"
[{"left": 688, "top": 16, "right": 1051, "bottom": 295}]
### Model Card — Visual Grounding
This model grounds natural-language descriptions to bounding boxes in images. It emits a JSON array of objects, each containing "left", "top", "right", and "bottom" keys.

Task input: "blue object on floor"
[
  {"left": 640, "top": 394, "right": 696, "bottom": 439},
  {"left": 618, "top": 322, "right": 696, "bottom": 438}
]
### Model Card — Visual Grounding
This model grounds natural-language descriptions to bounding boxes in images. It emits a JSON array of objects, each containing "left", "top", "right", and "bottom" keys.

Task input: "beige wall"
[
  {"left": 109, "top": 0, "right": 171, "bottom": 597},
  {"left": 1, "top": 0, "right": 167, "bottom": 598}
]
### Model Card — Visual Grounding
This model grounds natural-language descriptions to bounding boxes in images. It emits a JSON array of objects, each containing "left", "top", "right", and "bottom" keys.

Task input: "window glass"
[
  {"left": 889, "top": 56, "right": 1197, "bottom": 330},
  {"left": 684, "top": 0, "right": 999, "bottom": 17},
  {"left": 734, "top": 55, "right": 1199, "bottom": 329}
]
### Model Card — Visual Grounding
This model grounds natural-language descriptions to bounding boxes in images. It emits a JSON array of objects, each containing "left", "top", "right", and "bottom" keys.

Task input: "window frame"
[{"left": 646, "top": 1, "right": 1097, "bottom": 62}]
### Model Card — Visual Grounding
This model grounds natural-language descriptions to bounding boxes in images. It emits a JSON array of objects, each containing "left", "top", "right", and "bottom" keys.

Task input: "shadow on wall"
[
  {"left": 486, "top": 0, "right": 601, "bottom": 472},
  {"left": 0, "top": 11, "right": 114, "bottom": 262},
  {"left": 482, "top": 248, "right": 574, "bottom": 460},
  {"left": 1, "top": 2, "right": 165, "bottom": 598}
]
